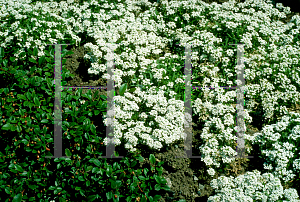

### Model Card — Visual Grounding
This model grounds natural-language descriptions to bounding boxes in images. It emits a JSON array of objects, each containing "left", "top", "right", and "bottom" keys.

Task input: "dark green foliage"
[{"left": 0, "top": 44, "right": 172, "bottom": 201}]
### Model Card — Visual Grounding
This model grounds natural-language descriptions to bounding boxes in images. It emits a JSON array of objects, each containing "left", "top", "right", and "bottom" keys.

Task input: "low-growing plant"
[
  {"left": 44, "top": 152, "right": 171, "bottom": 201},
  {"left": 251, "top": 112, "right": 300, "bottom": 196}
]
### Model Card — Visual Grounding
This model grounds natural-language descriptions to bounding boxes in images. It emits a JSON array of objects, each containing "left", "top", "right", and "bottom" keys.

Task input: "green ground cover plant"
[{"left": 0, "top": 0, "right": 300, "bottom": 201}]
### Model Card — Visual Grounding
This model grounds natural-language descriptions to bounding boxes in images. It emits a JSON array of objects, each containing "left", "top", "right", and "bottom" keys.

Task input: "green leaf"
[
  {"left": 99, "top": 102, "right": 107, "bottom": 111},
  {"left": 33, "top": 97, "right": 40, "bottom": 106},
  {"left": 111, "top": 180, "right": 116, "bottom": 189},
  {"left": 154, "top": 184, "right": 161, "bottom": 191},
  {"left": 75, "top": 186, "right": 81, "bottom": 191},
  {"left": 3, "top": 59, "right": 8, "bottom": 67},
  {"left": 12, "top": 193, "right": 22, "bottom": 202},
  {"left": 65, "top": 158, "right": 72, "bottom": 164},
  {"left": 38, "top": 56, "right": 45, "bottom": 66},
  {"left": 141, "top": 196, "right": 147, "bottom": 202},
  {"left": 140, "top": 183, "right": 147, "bottom": 188},
  {"left": 62, "top": 58, "right": 67, "bottom": 65},
  {"left": 15, "top": 165, "right": 24, "bottom": 172},
  {"left": 49, "top": 186, "right": 56, "bottom": 190},
  {"left": 106, "top": 191, "right": 113, "bottom": 200},
  {"left": 100, "top": 95, "right": 107, "bottom": 100},
  {"left": 28, "top": 58, "right": 37, "bottom": 64},
  {"left": 5, "top": 187, "right": 11, "bottom": 195},
  {"left": 137, "top": 156, "right": 144, "bottom": 162},
  {"left": 33, "top": 47, "right": 38, "bottom": 56},
  {"left": 154, "top": 175, "right": 162, "bottom": 184},
  {"left": 94, "top": 110, "right": 100, "bottom": 116},
  {"left": 41, "top": 119, "right": 48, "bottom": 123},
  {"left": 92, "top": 159, "right": 101, "bottom": 167},
  {"left": 59, "top": 198, "right": 66, "bottom": 202},
  {"left": 26, "top": 91, "right": 31, "bottom": 100},
  {"left": 67, "top": 94, "right": 72, "bottom": 102},
  {"left": 153, "top": 195, "right": 162, "bottom": 201},
  {"left": 80, "top": 189, "right": 85, "bottom": 197},
  {"left": 129, "top": 184, "right": 136, "bottom": 192},
  {"left": 10, "top": 57, "right": 16, "bottom": 62},
  {"left": 79, "top": 176, "right": 85, "bottom": 181},
  {"left": 138, "top": 176, "right": 146, "bottom": 181},
  {"left": 115, "top": 180, "right": 122, "bottom": 189},
  {"left": 0, "top": 47, "right": 4, "bottom": 57},
  {"left": 66, "top": 50, "right": 74, "bottom": 56},
  {"left": 131, "top": 161, "right": 137, "bottom": 167},
  {"left": 162, "top": 185, "right": 171, "bottom": 191},
  {"left": 11, "top": 126, "right": 16, "bottom": 132},
  {"left": 83, "top": 93, "right": 92, "bottom": 100},
  {"left": 4, "top": 88, "right": 9, "bottom": 95},
  {"left": 78, "top": 116, "right": 86, "bottom": 123},
  {"left": 106, "top": 166, "right": 112, "bottom": 177},
  {"left": 1, "top": 123, "right": 11, "bottom": 130},
  {"left": 17, "top": 94, "right": 27, "bottom": 100},
  {"left": 92, "top": 167, "right": 100, "bottom": 174},
  {"left": 87, "top": 166, "right": 93, "bottom": 172},
  {"left": 23, "top": 101, "right": 29, "bottom": 107},
  {"left": 149, "top": 154, "right": 156, "bottom": 165},
  {"left": 65, "top": 148, "right": 72, "bottom": 157},
  {"left": 57, "top": 163, "right": 62, "bottom": 170},
  {"left": 160, "top": 178, "right": 167, "bottom": 184},
  {"left": 90, "top": 124, "right": 96, "bottom": 134},
  {"left": 87, "top": 195, "right": 97, "bottom": 202},
  {"left": 119, "top": 83, "right": 127, "bottom": 96},
  {"left": 128, "top": 88, "right": 136, "bottom": 93},
  {"left": 144, "top": 168, "right": 148, "bottom": 176}
]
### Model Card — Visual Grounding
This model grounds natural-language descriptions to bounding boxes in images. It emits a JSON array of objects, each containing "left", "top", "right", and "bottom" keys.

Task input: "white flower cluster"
[
  {"left": 102, "top": 86, "right": 185, "bottom": 152},
  {"left": 208, "top": 169, "right": 300, "bottom": 202},
  {"left": 152, "top": 0, "right": 300, "bottom": 182},
  {"left": 252, "top": 112, "right": 300, "bottom": 184}
]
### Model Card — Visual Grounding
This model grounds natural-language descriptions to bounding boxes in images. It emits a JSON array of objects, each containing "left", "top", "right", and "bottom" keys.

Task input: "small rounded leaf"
[
  {"left": 65, "top": 148, "right": 72, "bottom": 157},
  {"left": 119, "top": 83, "right": 127, "bottom": 96},
  {"left": 154, "top": 184, "right": 161, "bottom": 191},
  {"left": 12, "top": 193, "right": 22, "bottom": 202},
  {"left": 1, "top": 123, "right": 11, "bottom": 130},
  {"left": 90, "top": 124, "right": 96, "bottom": 134},
  {"left": 149, "top": 154, "right": 156, "bottom": 165}
]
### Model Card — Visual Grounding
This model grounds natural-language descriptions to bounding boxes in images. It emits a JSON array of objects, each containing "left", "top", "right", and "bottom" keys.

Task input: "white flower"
[{"left": 207, "top": 168, "right": 216, "bottom": 176}]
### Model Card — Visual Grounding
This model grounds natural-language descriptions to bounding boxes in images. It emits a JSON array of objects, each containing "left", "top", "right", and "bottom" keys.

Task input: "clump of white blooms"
[
  {"left": 208, "top": 169, "right": 300, "bottom": 202},
  {"left": 252, "top": 112, "right": 300, "bottom": 184}
]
